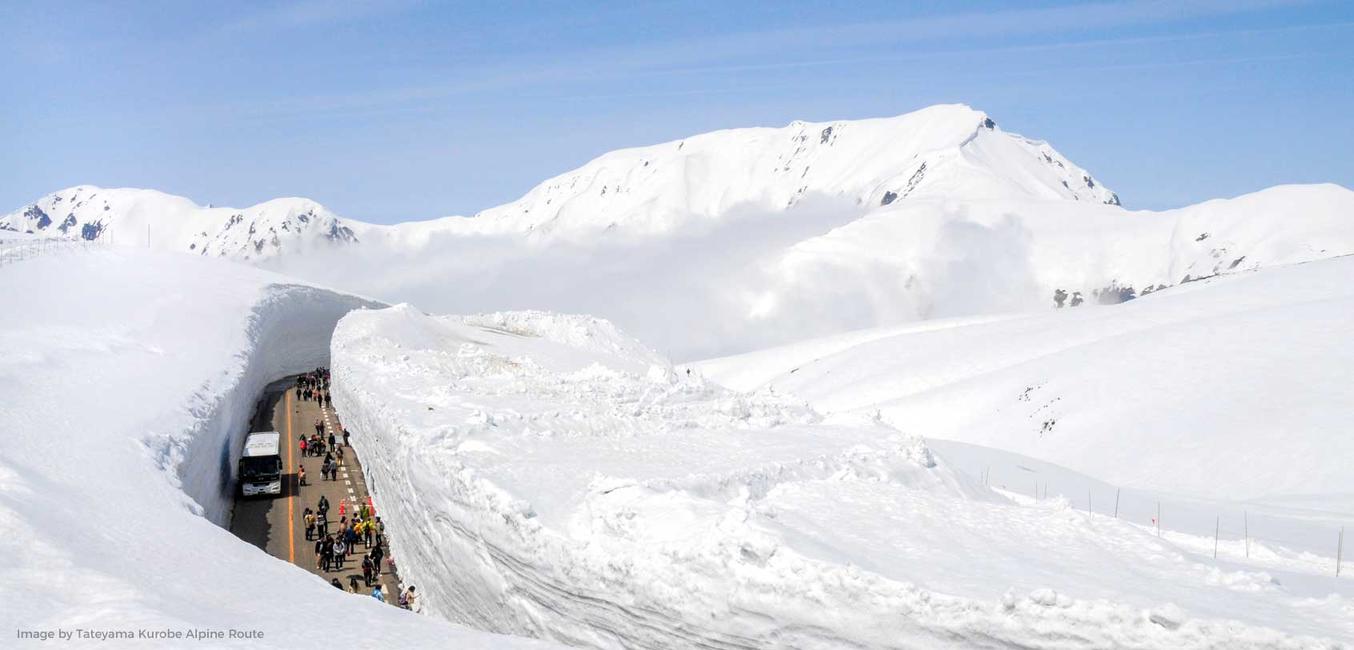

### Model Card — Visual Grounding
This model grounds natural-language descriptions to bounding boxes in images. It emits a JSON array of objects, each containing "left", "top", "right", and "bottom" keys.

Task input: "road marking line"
[{"left": 285, "top": 388, "right": 295, "bottom": 565}]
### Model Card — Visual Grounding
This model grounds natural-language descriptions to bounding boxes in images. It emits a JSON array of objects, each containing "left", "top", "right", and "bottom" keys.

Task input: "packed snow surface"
[
  {"left": 698, "top": 255, "right": 1354, "bottom": 505},
  {"left": 0, "top": 249, "right": 552, "bottom": 648},
  {"left": 332, "top": 306, "right": 1352, "bottom": 648}
]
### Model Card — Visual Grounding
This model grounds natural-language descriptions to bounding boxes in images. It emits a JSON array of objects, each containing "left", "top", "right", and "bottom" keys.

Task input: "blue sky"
[{"left": 2, "top": 0, "right": 1351, "bottom": 222}]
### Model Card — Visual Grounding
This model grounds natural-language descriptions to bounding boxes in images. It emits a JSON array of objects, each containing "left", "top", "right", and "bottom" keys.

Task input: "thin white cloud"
[{"left": 217, "top": 0, "right": 420, "bottom": 34}]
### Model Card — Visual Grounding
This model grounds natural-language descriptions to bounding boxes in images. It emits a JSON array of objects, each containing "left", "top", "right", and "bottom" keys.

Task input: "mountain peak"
[{"left": 461, "top": 104, "right": 1117, "bottom": 238}]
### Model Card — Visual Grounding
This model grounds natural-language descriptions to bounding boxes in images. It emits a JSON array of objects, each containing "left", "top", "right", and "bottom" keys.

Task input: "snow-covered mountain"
[
  {"left": 7, "top": 104, "right": 1352, "bottom": 359},
  {"left": 0, "top": 185, "right": 356, "bottom": 261},
  {"left": 2, "top": 104, "right": 1112, "bottom": 250},
  {"left": 451, "top": 103, "right": 1117, "bottom": 238}
]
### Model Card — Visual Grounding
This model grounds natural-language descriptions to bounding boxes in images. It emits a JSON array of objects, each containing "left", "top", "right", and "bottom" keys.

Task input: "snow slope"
[
  {"left": 332, "top": 305, "right": 1352, "bottom": 648},
  {"left": 0, "top": 248, "right": 551, "bottom": 648},
  {"left": 697, "top": 254, "right": 1354, "bottom": 508},
  {"left": 758, "top": 183, "right": 1354, "bottom": 324}
]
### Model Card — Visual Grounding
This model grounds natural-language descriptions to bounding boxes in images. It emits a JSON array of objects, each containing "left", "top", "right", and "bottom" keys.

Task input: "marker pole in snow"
[
  {"left": 1156, "top": 502, "right": 1161, "bottom": 537},
  {"left": 1114, "top": 488, "right": 1120, "bottom": 518},
  {"left": 1218, "top": 517, "right": 1229, "bottom": 557},
  {"left": 1338, "top": 527, "right": 1344, "bottom": 577},
  {"left": 1087, "top": 489, "right": 1091, "bottom": 515},
  {"left": 1244, "top": 511, "right": 1250, "bottom": 559}
]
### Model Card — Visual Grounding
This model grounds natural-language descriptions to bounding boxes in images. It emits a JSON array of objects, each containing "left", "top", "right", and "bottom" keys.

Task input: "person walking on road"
[
  {"left": 347, "top": 573, "right": 361, "bottom": 592},
  {"left": 330, "top": 578, "right": 343, "bottom": 590},
  {"left": 343, "top": 427, "right": 350, "bottom": 447},
  {"left": 321, "top": 535, "right": 335, "bottom": 572},
  {"left": 314, "top": 537, "right": 324, "bottom": 570},
  {"left": 298, "top": 436, "right": 307, "bottom": 457},
  {"left": 345, "top": 523, "right": 359, "bottom": 551},
  {"left": 333, "top": 537, "right": 347, "bottom": 570},
  {"left": 298, "top": 464, "right": 307, "bottom": 486},
  {"left": 303, "top": 508, "right": 315, "bottom": 541},
  {"left": 371, "top": 585, "right": 384, "bottom": 603},
  {"left": 361, "top": 555, "right": 374, "bottom": 587},
  {"left": 370, "top": 546, "right": 384, "bottom": 578}
]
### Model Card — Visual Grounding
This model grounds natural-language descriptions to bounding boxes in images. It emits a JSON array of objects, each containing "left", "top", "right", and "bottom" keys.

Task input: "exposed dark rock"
[
  {"left": 881, "top": 191, "right": 898, "bottom": 206},
  {"left": 24, "top": 205, "right": 50, "bottom": 229},
  {"left": 903, "top": 162, "right": 928, "bottom": 196}
]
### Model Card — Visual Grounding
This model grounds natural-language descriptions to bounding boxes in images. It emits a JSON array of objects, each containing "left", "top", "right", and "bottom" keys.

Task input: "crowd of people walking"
[
  {"left": 291, "top": 367, "right": 422, "bottom": 612},
  {"left": 297, "top": 368, "right": 332, "bottom": 407}
]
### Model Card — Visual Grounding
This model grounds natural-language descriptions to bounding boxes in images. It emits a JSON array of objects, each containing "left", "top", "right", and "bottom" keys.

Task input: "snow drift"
[
  {"left": 0, "top": 249, "right": 550, "bottom": 648},
  {"left": 332, "top": 305, "right": 1351, "bottom": 648}
]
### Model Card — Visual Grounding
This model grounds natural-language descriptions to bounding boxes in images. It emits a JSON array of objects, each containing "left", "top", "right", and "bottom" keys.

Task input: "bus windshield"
[{"left": 240, "top": 455, "right": 281, "bottom": 481}]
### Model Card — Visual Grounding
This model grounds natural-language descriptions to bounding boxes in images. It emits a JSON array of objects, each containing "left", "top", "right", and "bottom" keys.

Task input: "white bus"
[{"left": 239, "top": 431, "right": 283, "bottom": 497}]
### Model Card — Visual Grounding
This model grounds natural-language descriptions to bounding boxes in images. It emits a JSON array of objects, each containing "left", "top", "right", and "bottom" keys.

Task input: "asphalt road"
[{"left": 229, "top": 376, "right": 403, "bottom": 603}]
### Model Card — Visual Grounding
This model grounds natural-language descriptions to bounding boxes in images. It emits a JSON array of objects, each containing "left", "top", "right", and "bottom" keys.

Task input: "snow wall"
[
  {"left": 0, "top": 249, "right": 553, "bottom": 649},
  {"left": 330, "top": 305, "right": 1345, "bottom": 649},
  {"left": 178, "top": 283, "right": 381, "bottom": 526}
]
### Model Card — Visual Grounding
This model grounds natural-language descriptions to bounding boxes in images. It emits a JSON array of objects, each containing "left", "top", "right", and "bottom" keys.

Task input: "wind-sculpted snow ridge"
[
  {"left": 0, "top": 250, "right": 553, "bottom": 648},
  {"left": 332, "top": 306, "right": 1349, "bottom": 648}
]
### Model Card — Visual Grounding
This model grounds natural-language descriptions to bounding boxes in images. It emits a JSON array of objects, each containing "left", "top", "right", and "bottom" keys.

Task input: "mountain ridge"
[{"left": 2, "top": 104, "right": 1117, "bottom": 255}]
